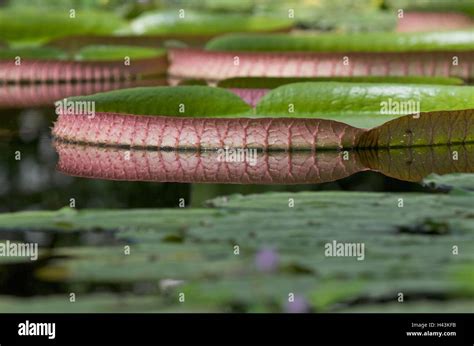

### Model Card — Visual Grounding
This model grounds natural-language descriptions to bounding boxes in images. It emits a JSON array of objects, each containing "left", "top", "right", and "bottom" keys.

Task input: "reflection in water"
[
  {"left": 0, "top": 111, "right": 428, "bottom": 212},
  {"left": 55, "top": 142, "right": 366, "bottom": 184},
  {"left": 0, "top": 79, "right": 167, "bottom": 109},
  {"left": 358, "top": 145, "right": 474, "bottom": 182},
  {"left": 55, "top": 141, "right": 474, "bottom": 184}
]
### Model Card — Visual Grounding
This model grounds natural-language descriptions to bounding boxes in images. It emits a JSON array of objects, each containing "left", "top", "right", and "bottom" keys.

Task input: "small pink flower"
[
  {"left": 255, "top": 247, "right": 279, "bottom": 273},
  {"left": 285, "top": 295, "right": 310, "bottom": 313}
]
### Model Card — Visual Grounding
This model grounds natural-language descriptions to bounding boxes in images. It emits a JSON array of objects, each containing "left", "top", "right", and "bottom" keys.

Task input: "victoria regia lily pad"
[
  {"left": 0, "top": 7, "right": 125, "bottom": 44},
  {"left": 218, "top": 76, "right": 466, "bottom": 107},
  {"left": 126, "top": 10, "right": 293, "bottom": 36},
  {"left": 52, "top": 84, "right": 474, "bottom": 150},
  {"left": 0, "top": 45, "right": 167, "bottom": 82},
  {"left": 169, "top": 31, "right": 474, "bottom": 81}
]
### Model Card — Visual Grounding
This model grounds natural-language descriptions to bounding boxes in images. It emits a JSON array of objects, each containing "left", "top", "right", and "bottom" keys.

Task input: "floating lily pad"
[
  {"left": 217, "top": 76, "right": 466, "bottom": 89},
  {"left": 0, "top": 45, "right": 166, "bottom": 62},
  {"left": 127, "top": 10, "right": 293, "bottom": 36},
  {"left": 0, "top": 190, "right": 472, "bottom": 312},
  {"left": 0, "top": 45, "right": 168, "bottom": 83},
  {"left": 66, "top": 86, "right": 250, "bottom": 117},
  {"left": 255, "top": 82, "right": 474, "bottom": 128},
  {"left": 0, "top": 46, "right": 67, "bottom": 60},
  {"left": 206, "top": 31, "right": 474, "bottom": 52},
  {"left": 53, "top": 84, "right": 474, "bottom": 149},
  {"left": 424, "top": 173, "right": 474, "bottom": 192},
  {"left": 74, "top": 45, "right": 166, "bottom": 61},
  {"left": 0, "top": 7, "right": 126, "bottom": 44}
]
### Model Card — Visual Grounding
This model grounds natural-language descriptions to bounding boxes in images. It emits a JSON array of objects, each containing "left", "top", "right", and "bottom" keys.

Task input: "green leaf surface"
[
  {"left": 360, "top": 109, "right": 474, "bottom": 147},
  {"left": 126, "top": 10, "right": 293, "bottom": 36},
  {"left": 217, "top": 76, "right": 465, "bottom": 89},
  {"left": 0, "top": 46, "right": 67, "bottom": 60},
  {"left": 67, "top": 86, "right": 251, "bottom": 117},
  {"left": 0, "top": 7, "right": 126, "bottom": 44},
  {"left": 206, "top": 31, "right": 474, "bottom": 52},
  {"left": 0, "top": 191, "right": 472, "bottom": 312},
  {"left": 63, "top": 82, "right": 474, "bottom": 129},
  {"left": 74, "top": 45, "right": 166, "bottom": 61},
  {"left": 0, "top": 294, "right": 167, "bottom": 313},
  {"left": 0, "top": 45, "right": 166, "bottom": 62},
  {"left": 254, "top": 82, "right": 474, "bottom": 128},
  {"left": 259, "top": 0, "right": 397, "bottom": 33}
]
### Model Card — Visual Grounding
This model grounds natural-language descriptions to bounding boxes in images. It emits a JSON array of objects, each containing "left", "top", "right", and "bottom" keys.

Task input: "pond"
[
  {"left": 1, "top": 89, "right": 473, "bottom": 313},
  {"left": 0, "top": 99, "right": 442, "bottom": 213},
  {"left": 0, "top": 0, "right": 473, "bottom": 316}
]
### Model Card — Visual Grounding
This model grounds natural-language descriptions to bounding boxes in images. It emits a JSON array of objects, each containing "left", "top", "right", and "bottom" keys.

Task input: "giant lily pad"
[
  {"left": 206, "top": 31, "right": 474, "bottom": 52},
  {"left": 168, "top": 48, "right": 474, "bottom": 81},
  {"left": 169, "top": 30, "right": 474, "bottom": 82},
  {"left": 219, "top": 77, "right": 465, "bottom": 107},
  {"left": 126, "top": 10, "right": 293, "bottom": 36},
  {"left": 0, "top": 7, "right": 125, "bottom": 44},
  {"left": 52, "top": 84, "right": 474, "bottom": 149},
  {"left": 217, "top": 76, "right": 466, "bottom": 89},
  {"left": 73, "top": 45, "right": 166, "bottom": 62},
  {"left": 0, "top": 190, "right": 472, "bottom": 312},
  {"left": 63, "top": 85, "right": 250, "bottom": 117},
  {"left": 255, "top": 82, "right": 474, "bottom": 128},
  {"left": 0, "top": 79, "right": 166, "bottom": 109},
  {"left": 0, "top": 45, "right": 168, "bottom": 82}
]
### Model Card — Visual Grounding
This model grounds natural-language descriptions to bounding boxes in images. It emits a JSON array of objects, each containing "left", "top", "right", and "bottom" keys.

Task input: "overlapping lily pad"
[
  {"left": 0, "top": 190, "right": 472, "bottom": 312},
  {"left": 0, "top": 7, "right": 125, "bottom": 44},
  {"left": 254, "top": 82, "right": 474, "bottom": 128},
  {"left": 0, "top": 45, "right": 168, "bottom": 83},
  {"left": 126, "top": 10, "right": 293, "bottom": 36},
  {"left": 206, "top": 31, "right": 474, "bottom": 52},
  {"left": 53, "top": 84, "right": 474, "bottom": 149}
]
